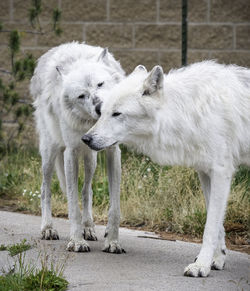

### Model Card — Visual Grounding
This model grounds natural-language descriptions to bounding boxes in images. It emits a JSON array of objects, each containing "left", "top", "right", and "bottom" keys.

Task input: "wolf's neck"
[
  {"left": 61, "top": 101, "right": 95, "bottom": 131},
  {"left": 126, "top": 106, "right": 205, "bottom": 167}
]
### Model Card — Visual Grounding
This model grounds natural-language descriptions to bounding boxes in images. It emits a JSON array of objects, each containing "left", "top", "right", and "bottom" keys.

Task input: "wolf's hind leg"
[
  {"left": 40, "top": 143, "right": 59, "bottom": 240},
  {"left": 55, "top": 148, "right": 66, "bottom": 195},
  {"left": 185, "top": 168, "right": 232, "bottom": 277},
  {"left": 198, "top": 171, "right": 227, "bottom": 270},
  {"left": 81, "top": 148, "right": 97, "bottom": 241},
  {"left": 211, "top": 225, "right": 226, "bottom": 270}
]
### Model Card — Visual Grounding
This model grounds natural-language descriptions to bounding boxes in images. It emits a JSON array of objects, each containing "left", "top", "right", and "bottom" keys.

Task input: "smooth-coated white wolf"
[
  {"left": 83, "top": 61, "right": 250, "bottom": 277},
  {"left": 30, "top": 42, "right": 126, "bottom": 253}
]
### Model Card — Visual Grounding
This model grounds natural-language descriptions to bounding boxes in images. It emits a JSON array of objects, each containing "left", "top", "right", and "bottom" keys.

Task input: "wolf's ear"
[
  {"left": 142, "top": 65, "right": 164, "bottom": 96},
  {"left": 132, "top": 65, "right": 147, "bottom": 74},
  {"left": 97, "top": 48, "right": 125, "bottom": 76},
  {"left": 97, "top": 48, "right": 109, "bottom": 63},
  {"left": 56, "top": 66, "right": 62, "bottom": 75},
  {"left": 112, "top": 72, "right": 123, "bottom": 83},
  {"left": 56, "top": 65, "right": 65, "bottom": 80}
]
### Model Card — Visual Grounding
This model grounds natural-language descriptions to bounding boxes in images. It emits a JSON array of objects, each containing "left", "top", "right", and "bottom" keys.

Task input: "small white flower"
[
  {"left": 147, "top": 168, "right": 151, "bottom": 172},
  {"left": 143, "top": 175, "right": 147, "bottom": 178},
  {"left": 35, "top": 190, "right": 39, "bottom": 194},
  {"left": 29, "top": 191, "right": 32, "bottom": 195},
  {"left": 33, "top": 194, "right": 36, "bottom": 197},
  {"left": 146, "top": 158, "right": 149, "bottom": 161},
  {"left": 30, "top": 198, "right": 33, "bottom": 201},
  {"left": 22, "top": 193, "right": 25, "bottom": 196},
  {"left": 38, "top": 194, "right": 41, "bottom": 198},
  {"left": 23, "top": 189, "right": 27, "bottom": 193}
]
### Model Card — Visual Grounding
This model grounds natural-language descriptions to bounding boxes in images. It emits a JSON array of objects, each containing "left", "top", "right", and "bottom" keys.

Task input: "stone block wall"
[
  {"left": 0, "top": 0, "right": 249, "bottom": 75},
  {"left": 0, "top": 0, "right": 249, "bottom": 144}
]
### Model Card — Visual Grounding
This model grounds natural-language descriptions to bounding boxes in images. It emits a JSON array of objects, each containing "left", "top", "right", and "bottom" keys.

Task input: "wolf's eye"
[
  {"left": 78, "top": 94, "right": 85, "bottom": 99},
  {"left": 112, "top": 112, "right": 121, "bottom": 117},
  {"left": 97, "top": 82, "right": 104, "bottom": 88}
]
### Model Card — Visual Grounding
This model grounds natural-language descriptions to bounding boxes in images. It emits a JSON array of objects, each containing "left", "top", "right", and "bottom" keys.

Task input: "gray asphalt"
[{"left": 0, "top": 211, "right": 249, "bottom": 290}]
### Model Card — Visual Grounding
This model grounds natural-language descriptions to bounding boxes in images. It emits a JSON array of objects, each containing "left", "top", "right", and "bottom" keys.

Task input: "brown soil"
[{"left": 157, "top": 231, "right": 250, "bottom": 255}]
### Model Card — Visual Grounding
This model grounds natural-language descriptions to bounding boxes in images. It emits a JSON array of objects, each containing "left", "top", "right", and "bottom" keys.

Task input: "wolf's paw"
[
  {"left": 184, "top": 262, "right": 210, "bottom": 277},
  {"left": 66, "top": 239, "right": 90, "bottom": 252},
  {"left": 41, "top": 228, "right": 59, "bottom": 240},
  {"left": 103, "top": 241, "right": 126, "bottom": 254},
  {"left": 211, "top": 250, "right": 226, "bottom": 270},
  {"left": 83, "top": 227, "right": 97, "bottom": 241}
]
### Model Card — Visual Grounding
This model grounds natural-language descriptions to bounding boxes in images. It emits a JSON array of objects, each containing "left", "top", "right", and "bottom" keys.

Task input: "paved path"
[{"left": 0, "top": 211, "right": 249, "bottom": 290}]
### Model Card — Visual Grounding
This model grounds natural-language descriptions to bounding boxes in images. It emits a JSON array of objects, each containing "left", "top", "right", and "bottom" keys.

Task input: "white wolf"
[
  {"left": 83, "top": 61, "right": 250, "bottom": 277},
  {"left": 30, "top": 42, "right": 126, "bottom": 253}
]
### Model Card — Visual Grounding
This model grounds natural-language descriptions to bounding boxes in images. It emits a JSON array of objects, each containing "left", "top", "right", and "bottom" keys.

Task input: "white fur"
[
  {"left": 30, "top": 41, "right": 125, "bottom": 253},
  {"left": 84, "top": 60, "right": 250, "bottom": 276}
]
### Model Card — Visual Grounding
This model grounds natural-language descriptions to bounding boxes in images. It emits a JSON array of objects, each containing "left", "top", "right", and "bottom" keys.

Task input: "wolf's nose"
[{"left": 82, "top": 134, "right": 92, "bottom": 145}]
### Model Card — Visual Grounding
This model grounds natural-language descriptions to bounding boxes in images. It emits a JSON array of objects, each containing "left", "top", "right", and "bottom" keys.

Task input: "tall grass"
[
  {"left": 0, "top": 146, "right": 249, "bottom": 238},
  {"left": 120, "top": 153, "right": 249, "bottom": 236},
  {"left": 0, "top": 240, "right": 68, "bottom": 291}
]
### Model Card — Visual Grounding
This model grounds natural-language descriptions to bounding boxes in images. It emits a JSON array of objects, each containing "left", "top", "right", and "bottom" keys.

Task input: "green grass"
[
  {"left": 0, "top": 239, "right": 32, "bottom": 256},
  {"left": 0, "top": 241, "right": 68, "bottom": 291},
  {"left": 0, "top": 270, "right": 68, "bottom": 291},
  {"left": 0, "top": 146, "right": 249, "bottom": 239}
]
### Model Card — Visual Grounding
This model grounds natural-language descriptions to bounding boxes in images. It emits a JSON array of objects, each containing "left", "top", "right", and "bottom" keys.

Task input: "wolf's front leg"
[
  {"left": 40, "top": 144, "right": 59, "bottom": 240},
  {"left": 184, "top": 167, "right": 233, "bottom": 277},
  {"left": 81, "top": 149, "right": 97, "bottom": 241},
  {"left": 64, "top": 148, "right": 90, "bottom": 252},
  {"left": 103, "top": 145, "right": 125, "bottom": 254}
]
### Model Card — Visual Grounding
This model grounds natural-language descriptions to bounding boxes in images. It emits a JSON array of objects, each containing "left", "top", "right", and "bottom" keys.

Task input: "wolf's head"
[
  {"left": 58, "top": 48, "right": 124, "bottom": 122},
  {"left": 82, "top": 65, "right": 164, "bottom": 151}
]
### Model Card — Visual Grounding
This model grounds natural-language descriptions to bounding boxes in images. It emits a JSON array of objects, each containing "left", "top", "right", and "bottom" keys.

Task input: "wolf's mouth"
[
  {"left": 87, "top": 143, "right": 104, "bottom": 151},
  {"left": 89, "top": 141, "right": 118, "bottom": 151}
]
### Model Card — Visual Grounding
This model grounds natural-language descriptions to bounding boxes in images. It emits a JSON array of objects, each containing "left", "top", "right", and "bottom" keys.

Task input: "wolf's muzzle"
[
  {"left": 82, "top": 134, "right": 101, "bottom": 151},
  {"left": 82, "top": 134, "right": 93, "bottom": 145}
]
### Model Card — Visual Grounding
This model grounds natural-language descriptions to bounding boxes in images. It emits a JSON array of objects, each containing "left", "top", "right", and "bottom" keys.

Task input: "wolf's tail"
[{"left": 55, "top": 149, "right": 66, "bottom": 196}]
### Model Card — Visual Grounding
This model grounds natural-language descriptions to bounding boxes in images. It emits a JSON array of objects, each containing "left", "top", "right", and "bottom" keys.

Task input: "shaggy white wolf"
[
  {"left": 83, "top": 61, "right": 250, "bottom": 277},
  {"left": 30, "top": 42, "right": 126, "bottom": 253}
]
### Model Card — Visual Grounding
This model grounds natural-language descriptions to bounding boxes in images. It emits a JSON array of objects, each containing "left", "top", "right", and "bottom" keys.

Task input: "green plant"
[
  {"left": 0, "top": 248, "right": 68, "bottom": 291},
  {"left": 0, "top": 239, "right": 33, "bottom": 257},
  {"left": 0, "top": 1, "right": 62, "bottom": 154},
  {"left": 0, "top": 244, "right": 7, "bottom": 251}
]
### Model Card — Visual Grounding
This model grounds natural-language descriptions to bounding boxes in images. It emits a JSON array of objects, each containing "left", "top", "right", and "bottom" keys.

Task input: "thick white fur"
[
  {"left": 85, "top": 61, "right": 250, "bottom": 276},
  {"left": 30, "top": 42, "right": 125, "bottom": 253}
]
